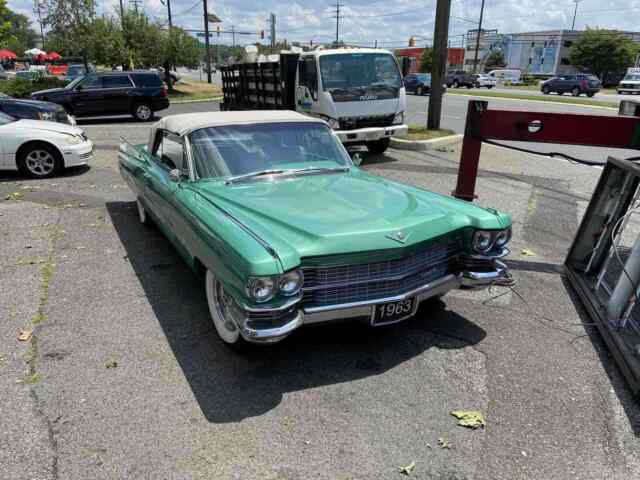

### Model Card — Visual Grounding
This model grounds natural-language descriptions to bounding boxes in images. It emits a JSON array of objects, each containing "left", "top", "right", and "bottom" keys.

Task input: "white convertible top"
[{"left": 155, "top": 110, "right": 325, "bottom": 136}]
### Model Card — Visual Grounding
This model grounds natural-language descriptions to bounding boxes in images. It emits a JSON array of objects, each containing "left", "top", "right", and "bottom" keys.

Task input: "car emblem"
[{"left": 386, "top": 230, "right": 408, "bottom": 244}]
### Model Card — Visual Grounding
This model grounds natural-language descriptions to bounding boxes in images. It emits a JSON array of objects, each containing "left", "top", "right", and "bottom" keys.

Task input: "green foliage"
[
  {"left": 0, "top": 77, "right": 68, "bottom": 98},
  {"left": 2, "top": 9, "right": 38, "bottom": 53},
  {"left": 84, "top": 16, "right": 125, "bottom": 67},
  {"left": 569, "top": 28, "right": 640, "bottom": 79},
  {"left": 160, "top": 27, "right": 200, "bottom": 69},
  {"left": 44, "top": 0, "right": 96, "bottom": 56},
  {"left": 0, "top": 0, "right": 13, "bottom": 47},
  {"left": 484, "top": 50, "right": 506, "bottom": 71},
  {"left": 419, "top": 47, "right": 433, "bottom": 73}
]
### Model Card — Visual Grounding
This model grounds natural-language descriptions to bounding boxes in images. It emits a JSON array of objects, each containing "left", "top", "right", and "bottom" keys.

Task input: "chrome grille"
[{"left": 301, "top": 235, "right": 462, "bottom": 307}]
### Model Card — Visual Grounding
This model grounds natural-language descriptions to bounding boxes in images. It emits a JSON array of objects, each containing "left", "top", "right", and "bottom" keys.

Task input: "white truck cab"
[{"left": 618, "top": 67, "right": 640, "bottom": 95}]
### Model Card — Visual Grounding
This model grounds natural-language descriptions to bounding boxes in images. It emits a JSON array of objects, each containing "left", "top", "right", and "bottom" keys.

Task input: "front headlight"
[
  {"left": 278, "top": 270, "right": 303, "bottom": 296},
  {"left": 327, "top": 118, "right": 340, "bottom": 130},
  {"left": 473, "top": 230, "right": 494, "bottom": 253},
  {"left": 393, "top": 112, "right": 404, "bottom": 125},
  {"left": 64, "top": 135, "right": 83, "bottom": 145},
  {"left": 494, "top": 228, "right": 512, "bottom": 248},
  {"left": 246, "top": 277, "right": 275, "bottom": 303},
  {"left": 38, "top": 111, "right": 54, "bottom": 121}
]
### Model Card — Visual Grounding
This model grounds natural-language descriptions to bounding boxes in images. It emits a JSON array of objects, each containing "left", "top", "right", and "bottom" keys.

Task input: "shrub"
[{"left": 0, "top": 77, "right": 68, "bottom": 98}]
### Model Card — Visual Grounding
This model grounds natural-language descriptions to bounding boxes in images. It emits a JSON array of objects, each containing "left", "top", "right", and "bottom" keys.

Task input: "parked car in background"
[
  {"left": 0, "top": 110, "right": 93, "bottom": 178},
  {"left": 0, "top": 93, "right": 75, "bottom": 125},
  {"left": 445, "top": 70, "right": 475, "bottom": 88},
  {"left": 403, "top": 73, "right": 431, "bottom": 95},
  {"left": 118, "top": 110, "right": 513, "bottom": 347},
  {"left": 472, "top": 74, "right": 497, "bottom": 89},
  {"left": 65, "top": 63, "right": 96, "bottom": 81},
  {"left": 487, "top": 69, "right": 522, "bottom": 84},
  {"left": 31, "top": 71, "right": 170, "bottom": 121},
  {"left": 540, "top": 74, "right": 601, "bottom": 97},
  {"left": 617, "top": 68, "right": 640, "bottom": 94}
]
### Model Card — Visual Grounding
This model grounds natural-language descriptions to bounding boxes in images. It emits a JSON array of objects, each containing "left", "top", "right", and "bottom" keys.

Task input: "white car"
[
  {"left": 0, "top": 111, "right": 93, "bottom": 178},
  {"left": 473, "top": 74, "right": 497, "bottom": 89}
]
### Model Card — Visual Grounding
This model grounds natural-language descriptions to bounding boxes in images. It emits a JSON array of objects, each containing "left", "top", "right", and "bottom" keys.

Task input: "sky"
[{"left": 8, "top": 0, "right": 640, "bottom": 49}]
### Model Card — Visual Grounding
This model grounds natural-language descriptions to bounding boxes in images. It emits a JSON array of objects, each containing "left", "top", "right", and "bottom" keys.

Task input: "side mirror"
[
  {"left": 169, "top": 169, "right": 182, "bottom": 182},
  {"left": 352, "top": 153, "right": 363, "bottom": 167}
]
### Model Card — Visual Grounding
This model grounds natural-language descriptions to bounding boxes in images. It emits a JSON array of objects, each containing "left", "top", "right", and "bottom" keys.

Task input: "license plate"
[{"left": 372, "top": 298, "right": 415, "bottom": 325}]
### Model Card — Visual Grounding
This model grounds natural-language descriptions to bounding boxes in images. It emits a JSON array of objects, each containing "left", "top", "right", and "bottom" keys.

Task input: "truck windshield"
[
  {"left": 319, "top": 53, "right": 401, "bottom": 100},
  {"left": 624, "top": 75, "right": 640, "bottom": 81},
  {"left": 189, "top": 122, "right": 352, "bottom": 179}
]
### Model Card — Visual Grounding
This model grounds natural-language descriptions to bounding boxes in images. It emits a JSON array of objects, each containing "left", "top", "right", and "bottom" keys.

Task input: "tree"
[
  {"left": 569, "top": 28, "right": 639, "bottom": 79},
  {"left": 419, "top": 47, "right": 432, "bottom": 73},
  {"left": 0, "top": 0, "right": 15, "bottom": 48},
  {"left": 484, "top": 50, "right": 505, "bottom": 71},
  {"left": 159, "top": 26, "right": 200, "bottom": 91},
  {"left": 85, "top": 16, "right": 125, "bottom": 67},
  {"left": 44, "top": 0, "right": 96, "bottom": 56}
]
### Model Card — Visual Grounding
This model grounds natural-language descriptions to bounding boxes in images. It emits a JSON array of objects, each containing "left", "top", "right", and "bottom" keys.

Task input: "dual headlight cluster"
[
  {"left": 472, "top": 228, "right": 511, "bottom": 254},
  {"left": 246, "top": 270, "right": 304, "bottom": 303}
]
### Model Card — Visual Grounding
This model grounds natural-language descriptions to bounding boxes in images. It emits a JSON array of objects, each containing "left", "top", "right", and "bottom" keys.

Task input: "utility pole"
[
  {"left": 231, "top": 25, "right": 236, "bottom": 46},
  {"left": 129, "top": 0, "right": 143, "bottom": 14},
  {"left": 472, "top": 0, "right": 485, "bottom": 73},
  {"left": 333, "top": 2, "right": 343, "bottom": 44},
  {"left": 166, "top": 0, "right": 172, "bottom": 28},
  {"left": 571, "top": 0, "right": 581, "bottom": 30},
  {"left": 427, "top": 0, "right": 451, "bottom": 130},
  {"left": 203, "top": 0, "right": 212, "bottom": 83}
]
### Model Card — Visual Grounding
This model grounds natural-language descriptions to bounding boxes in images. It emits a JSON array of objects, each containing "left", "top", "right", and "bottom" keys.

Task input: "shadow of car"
[{"left": 106, "top": 200, "right": 487, "bottom": 423}]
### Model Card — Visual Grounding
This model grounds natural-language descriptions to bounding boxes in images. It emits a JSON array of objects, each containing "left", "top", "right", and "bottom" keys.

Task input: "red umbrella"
[
  {"left": 46, "top": 52, "right": 61, "bottom": 60},
  {"left": 34, "top": 53, "right": 47, "bottom": 62},
  {"left": 0, "top": 49, "right": 17, "bottom": 59}
]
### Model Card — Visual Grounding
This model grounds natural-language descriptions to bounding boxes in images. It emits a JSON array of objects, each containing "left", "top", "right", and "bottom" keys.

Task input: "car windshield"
[
  {"left": 189, "top": 122, "right": 352, "bottom": 180},
  {"left": 624, "top": 75, "right": 640, "bottom": 81},
  {"left": 320, "top": 53, "right": 402, "bottom": 93},
  {"left": 0, "top": 111, "right": 17, "bottom": 125}
]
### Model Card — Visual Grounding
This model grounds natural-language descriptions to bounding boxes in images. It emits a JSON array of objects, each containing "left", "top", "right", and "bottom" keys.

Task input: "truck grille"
[
  {"left": 339, "top": 115, "right": 394, "bottom": 130},
  {"left": 301, "top": 233, "right": 463, "bottom": 307}
]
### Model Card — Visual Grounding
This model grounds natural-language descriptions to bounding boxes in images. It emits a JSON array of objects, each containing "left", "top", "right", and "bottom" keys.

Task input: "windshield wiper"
[
  {"left": 283, "top": 166, "right": 350, "bottom": 177},
  {"left": 225, "top": 169, "right": 288, "bottom": 185}
]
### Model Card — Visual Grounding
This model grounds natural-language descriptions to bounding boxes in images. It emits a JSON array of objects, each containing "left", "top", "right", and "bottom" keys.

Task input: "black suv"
[
  {"left": 445, "top": 70, "right": 476, "bottom": 88},
  {"left": 31, "top": 71, "right": 170, "bottom": 121},
  {"left": 540, "top": 74, "right": 601, "bottom": 97}
]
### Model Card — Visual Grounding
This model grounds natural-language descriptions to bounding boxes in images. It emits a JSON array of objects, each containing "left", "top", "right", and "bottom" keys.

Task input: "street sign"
[{"left": 196, "top": 32, "right": 213, "bottom": 37}]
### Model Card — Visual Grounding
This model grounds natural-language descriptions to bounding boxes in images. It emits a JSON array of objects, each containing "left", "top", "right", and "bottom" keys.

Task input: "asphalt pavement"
[{"left": 2, "top": 98, "right": 640, "bottom": 479}]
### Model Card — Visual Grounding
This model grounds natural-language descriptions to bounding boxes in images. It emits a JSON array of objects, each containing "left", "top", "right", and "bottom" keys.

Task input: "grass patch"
[
  {"left": 398, "top": 126, "right": 456, "bottom": 141},
  {"left": 447, "top": 89, "right": 617, "bottom": 108},
  {"left": 169, "top": 80, "right": 222, "bottom": 101},
  {"left": 20, "top": 372, "right": 41, "bottom": 385}
]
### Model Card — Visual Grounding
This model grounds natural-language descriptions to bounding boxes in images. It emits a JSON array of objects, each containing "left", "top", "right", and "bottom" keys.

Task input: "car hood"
[
  {"left": 14, "top": 119, "right": 82, "bottom": 136},
  {"left": 10, "top": 98, "right": 64, "bottom": 111},
  {"left": 194, "top": 169, "right": 510, "bottom": 271},
  {"left": 31, "top": 87, "right": 67, "bottom": 97}
]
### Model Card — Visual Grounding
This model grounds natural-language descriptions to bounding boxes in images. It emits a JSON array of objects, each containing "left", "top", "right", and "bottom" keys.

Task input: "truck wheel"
[
  {"left": 571, "top": 87, "right": 580, "bottom": 97},
  {"left": 586, "top": 92, "right": 595, "bottom": 98},
  {"left": 366, "top": 138, "right": 390, "bottom": 154},
  {"left": 18, "top": 142, "right": 62, "bottom": 179},
  {"left": 132, "top": 102, "right": 153, "bottom": 121}
]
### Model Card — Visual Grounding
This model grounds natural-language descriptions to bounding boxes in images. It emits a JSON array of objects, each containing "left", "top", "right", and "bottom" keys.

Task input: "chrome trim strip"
[
  {"left": 466, "top": 247, "right": 510, "bottom": 260},
  {"left": 239, "top": 295, "right": 302, "bottom": 313},
  {"left": 238, "top": 312, "right": 305, "bottom": 343}
]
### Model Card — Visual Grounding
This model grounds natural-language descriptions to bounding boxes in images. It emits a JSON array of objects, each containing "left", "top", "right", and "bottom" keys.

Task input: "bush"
[{"left": 0, "top": 77, "right": 68, "bottom": 98}]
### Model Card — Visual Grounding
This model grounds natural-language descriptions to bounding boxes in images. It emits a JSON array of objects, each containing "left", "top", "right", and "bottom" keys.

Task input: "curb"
[
  {"left": 171, "top": 96, "right": 223, "bottom": 104},
  {"left": 390, "top": 134, "right": 463, "bottom": 151},
  {"left": 446, "top": 93, "right": 618, "bottom": 111}
]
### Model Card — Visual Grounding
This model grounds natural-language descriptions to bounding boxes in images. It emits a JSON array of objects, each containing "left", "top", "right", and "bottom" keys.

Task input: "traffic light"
[
  {"left": 260, "top": 30, "right": 264, "bottom": 39},
  {"left": 216, "top": 26, "right": 220, "bottom": 37}
]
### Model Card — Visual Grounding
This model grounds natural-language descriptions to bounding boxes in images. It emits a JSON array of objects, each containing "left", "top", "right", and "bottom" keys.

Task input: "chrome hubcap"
[
  {"left": 137, "top": 105, "right": 151, "bottom": 120},
  {"left": 25, "top": 150, "right": 55, "bottom": 176}
]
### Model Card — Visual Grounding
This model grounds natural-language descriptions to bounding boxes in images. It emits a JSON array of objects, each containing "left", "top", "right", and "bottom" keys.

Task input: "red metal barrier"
[{"left": 452, "top": 100, "right": 640, "bottom": 201}]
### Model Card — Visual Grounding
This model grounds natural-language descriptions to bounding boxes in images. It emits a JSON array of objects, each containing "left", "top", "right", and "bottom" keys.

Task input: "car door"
[
  {"left": 101, "top": 74, "right": 134, "bottom": 114},
  {"left": 70, "top": 74, "right": 104, "bottom": 115}
]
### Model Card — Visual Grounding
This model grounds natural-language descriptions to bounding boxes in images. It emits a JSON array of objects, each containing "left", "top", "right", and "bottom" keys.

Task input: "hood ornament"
[{"left": 386, "top": 230, "right": 408, "bottom": 244}]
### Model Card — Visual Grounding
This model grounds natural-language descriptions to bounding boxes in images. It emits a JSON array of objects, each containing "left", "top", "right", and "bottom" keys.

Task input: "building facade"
[{"left": 395, "top": 47, "right": 465, "bottom": 75}]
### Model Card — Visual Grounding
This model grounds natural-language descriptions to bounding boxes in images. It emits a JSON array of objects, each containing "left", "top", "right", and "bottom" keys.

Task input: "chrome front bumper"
[
  {"left": 335, "top": 124, "right": 408, "bottom": 144},
  {"left": 234, "top": 260, "right": 512, "bottom": 344}
]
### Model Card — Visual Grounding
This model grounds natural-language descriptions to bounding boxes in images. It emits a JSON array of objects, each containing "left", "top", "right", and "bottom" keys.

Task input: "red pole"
[{"left": 452, "top": 100, "right": 487, "bottom": 201}]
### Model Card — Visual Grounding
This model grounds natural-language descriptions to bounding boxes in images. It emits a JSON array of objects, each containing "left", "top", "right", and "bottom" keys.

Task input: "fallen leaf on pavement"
[
  {"left": 450, "top": 410, "right": 486, "bottom": 429},
  {"left": 105, "top": 360, "right": 118, "bottom": 369},
  {"left": 438, "top": 437, "right": 452, "bottom": 449},
  {"left": 521, "top": 248, "right": 536, "bottom": 257},
  {"left": 18, "top": 329, "right": 33, "bottom": 342},
  {"left": 5, "top": 192, "right": 24, "bottom": 201},
  {"left": 398, "top": 461, "right": 415, "bottom": 476}
]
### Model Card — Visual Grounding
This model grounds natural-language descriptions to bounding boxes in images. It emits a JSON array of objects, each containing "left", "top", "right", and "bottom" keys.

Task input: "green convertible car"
[{"left": 118, "top": 111, "right": 512, "bottom": 347}]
